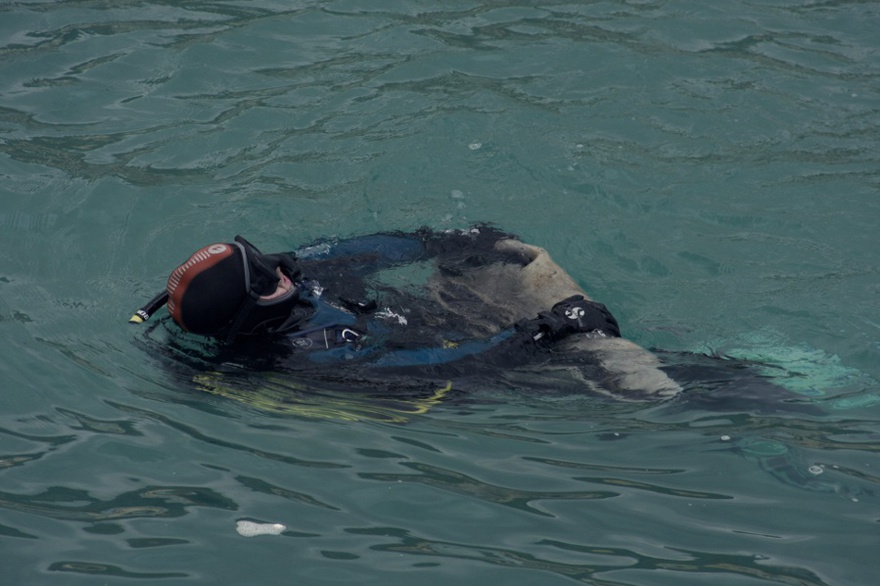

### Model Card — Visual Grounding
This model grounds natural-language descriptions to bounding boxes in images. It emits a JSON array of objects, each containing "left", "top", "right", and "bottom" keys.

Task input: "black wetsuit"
[
  {"left": 176, "top": 226, "right": 621, "bottom": 395},
  {"left": 151, "top": 226, "right": 824, "bottom": 412}
]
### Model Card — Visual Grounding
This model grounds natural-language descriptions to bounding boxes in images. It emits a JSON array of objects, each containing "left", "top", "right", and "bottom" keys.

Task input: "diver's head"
[{"left": 165, "top": 236, "right": 302, "bottom": 341}]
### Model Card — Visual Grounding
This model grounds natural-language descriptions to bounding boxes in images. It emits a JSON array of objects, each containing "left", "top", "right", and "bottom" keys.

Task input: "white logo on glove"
[{"left": 565, "top": 307, "right": 585, "bottom": 320}]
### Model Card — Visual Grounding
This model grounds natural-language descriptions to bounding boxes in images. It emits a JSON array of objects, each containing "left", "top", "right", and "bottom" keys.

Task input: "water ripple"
[
  {"left": 1, "top": 2, "right": 878, "bottom": 584},
  {"left": 345, "top": 526, "right": 833, "bottom": 586},
  {"left": 360, "top": 461, "right": 618, "bottom": 517},
  {"left": 47, "top": 560, "right": 189, "bottom": 580},
  {"left": 105, "top": 400, "right": 350, "bottom": 469},
  {"left": 0, "top": 484, "right": 234, "bottom": 522}
]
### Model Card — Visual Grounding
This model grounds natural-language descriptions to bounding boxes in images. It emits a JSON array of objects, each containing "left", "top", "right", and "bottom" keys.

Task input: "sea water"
[{"left": 1, "top": 2, "right": 878, "bottom": 585}]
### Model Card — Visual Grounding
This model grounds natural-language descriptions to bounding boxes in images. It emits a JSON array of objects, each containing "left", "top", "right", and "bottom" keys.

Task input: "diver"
[
  {"left": 131, "top": 225, "right": 687, "bottom": 400},
  {"left": 131, "top": 225, "right": 875, "bottom": 500}
]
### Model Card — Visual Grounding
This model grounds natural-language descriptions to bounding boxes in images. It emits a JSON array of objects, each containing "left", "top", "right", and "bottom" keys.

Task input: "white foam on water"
[{"left": 236, "top": 520, "right": 287, "bottom": 537}]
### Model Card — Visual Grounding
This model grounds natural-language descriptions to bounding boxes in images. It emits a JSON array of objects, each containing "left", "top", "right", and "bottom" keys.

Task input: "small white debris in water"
[
  {"left": 451, "top": 189, "right": 464, "bottom": 199},
  {"left": 236, "top": 520, "right": 286, "bottom": 537},
  {"left": 808, "top": 465, "right": 824, "bottom": 476},
  {"left": 468, "top": 142, "right": 482, "bottom": 150},
  {"left": 720, "top": 435, "right": 731, "bottom": 442}
]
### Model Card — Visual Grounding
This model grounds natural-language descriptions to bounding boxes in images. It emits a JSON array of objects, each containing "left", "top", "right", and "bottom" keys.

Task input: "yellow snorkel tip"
[{"left": 129, "top": 291, "right": 169, "bottom": 325}]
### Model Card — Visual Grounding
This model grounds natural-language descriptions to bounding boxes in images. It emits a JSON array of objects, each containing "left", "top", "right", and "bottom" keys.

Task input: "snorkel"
[{"left": 129, "top": 291, "right": 169, "bottom": 324}]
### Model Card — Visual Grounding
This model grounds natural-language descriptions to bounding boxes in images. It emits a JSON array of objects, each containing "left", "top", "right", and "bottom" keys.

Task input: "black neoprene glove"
[
  {"left": 516, "top": 295, "right": 621, "bottom": 344},
  {"left": 418, "top": 224, "right": 518, "bottom": 259}
]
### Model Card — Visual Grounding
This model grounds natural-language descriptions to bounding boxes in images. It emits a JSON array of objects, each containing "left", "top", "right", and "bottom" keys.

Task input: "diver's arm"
[
  {"left": 418, "top": 224, "right": 521, "bottom": 260},
  {"left": 292, "top": 233, "right": 428, "bottom": 277},
  {"left": 292, "top": 224, "right": 520, "bottom": 277},
  {"left": 558, "top": 337, "right": 683, "bottom": 400},
  {"left": 465, "top": 238, "right": 683, "bottom": 400},
  {"left": 368, "top": 299, "right": 621, "bottom": 372}
]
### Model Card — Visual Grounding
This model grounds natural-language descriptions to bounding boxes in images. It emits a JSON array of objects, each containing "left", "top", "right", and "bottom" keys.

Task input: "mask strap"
[
  {"left": 218, "top": 240, "right": 258, "bottom": 343},
  {"left": 221, "top": 293, "right": 259, "bottom": 343},
  {"left": 235, "top": 235, "right": 283, "bottom": 295}
]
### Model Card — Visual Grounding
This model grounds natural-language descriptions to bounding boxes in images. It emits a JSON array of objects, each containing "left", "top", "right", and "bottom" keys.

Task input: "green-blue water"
[{"left": 2, "top": 1, "right": 879, "bottom": 584}]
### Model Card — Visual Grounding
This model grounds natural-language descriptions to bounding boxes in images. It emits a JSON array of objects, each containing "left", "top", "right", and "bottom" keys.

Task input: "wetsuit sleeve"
[
  {"left": 305, "top": 323, "right": 552, "bottom": 376},
  {"left": 417, "top": 224, "right": 520, "bottom": 259},
  {"left": 293, "top": 233, "right": 428, "bottom": 277},
  {"left": 292, "top": 224, "right": 521, "bottom": 277},
  {"left": 307, "top": 328, "right": 523, "bottom": 368}
]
